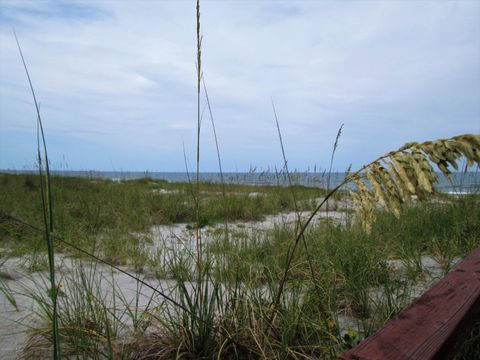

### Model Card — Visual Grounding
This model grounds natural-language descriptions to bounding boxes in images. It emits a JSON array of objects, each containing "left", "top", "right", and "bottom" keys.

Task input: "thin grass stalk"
[
  {"left": 0, "top": 279, "right": 18, "bottom": 311},
  {"left": 326, "top": 124, "right": 343, "bottom": 213},
  {"left": 274, "top": 165, "right": 281, "bottom": 187},
  {"left": 271, "top": 99, "right": 303, "bottom": 230},
  {"left": 203, "top": 77, "right": 230, "bottom": 247},
  {"left": 195, "top": 0, "right": 203, "bottom": 261},
  {"left": 184, "top": 104, "right": 208, "bottom": 209},
  {"left": 271, "top": 100, "right": 323, "bottom": 315},
  {"left": 13, "top": 29, "right": 60, "bottom": 359},
  {"left": 182, "top": 141, "right": 198, "bottom": 207},
  {"left": 193, "top": 6, "right": 208, "bottom": 343},
  {"left": 203, "top": 78, "right": 225, "bottom": 195}
]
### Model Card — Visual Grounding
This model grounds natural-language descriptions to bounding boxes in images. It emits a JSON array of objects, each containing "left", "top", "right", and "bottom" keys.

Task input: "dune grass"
[
  {"left": 1, "top": 172, "right": 478, "bottom": 358},
  {"left": 2, "top": 1, "right": 479, "bottom": 358},
  {"left": 0, "top": 172, "right": 326, "bottom": 259}
]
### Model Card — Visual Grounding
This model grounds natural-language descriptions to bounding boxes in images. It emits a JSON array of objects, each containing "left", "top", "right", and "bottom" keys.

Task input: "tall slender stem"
[
  {"left": 14, "top": 29, "right": 60, "bottom": 359},
  {"left": 195, "top": 0, "right": 203, "bottom": 260}
]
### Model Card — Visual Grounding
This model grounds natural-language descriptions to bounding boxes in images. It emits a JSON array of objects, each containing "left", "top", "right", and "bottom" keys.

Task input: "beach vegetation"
[{"left": 0, "top": 0, "right": 479, "bottom": 358}]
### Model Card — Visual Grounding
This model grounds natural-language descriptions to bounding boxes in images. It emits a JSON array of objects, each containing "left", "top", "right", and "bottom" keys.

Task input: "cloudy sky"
[{"left": 0, "top": 0, "right": 479, "bottom": 172}]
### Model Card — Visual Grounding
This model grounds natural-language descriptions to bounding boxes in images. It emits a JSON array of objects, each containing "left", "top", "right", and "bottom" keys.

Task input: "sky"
[{"left": 0, "top": 0, "right": 479, "bottom": 172}]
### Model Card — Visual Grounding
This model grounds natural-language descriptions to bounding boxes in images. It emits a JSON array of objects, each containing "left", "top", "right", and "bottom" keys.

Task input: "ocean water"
[{"left": 3, "top": 169, "right": 479, "bottom": 194}]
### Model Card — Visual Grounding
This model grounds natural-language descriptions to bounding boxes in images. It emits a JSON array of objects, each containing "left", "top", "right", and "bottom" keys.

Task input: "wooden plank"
[{"left": 339, "top": 247, "right": 480, "bottom": 360}]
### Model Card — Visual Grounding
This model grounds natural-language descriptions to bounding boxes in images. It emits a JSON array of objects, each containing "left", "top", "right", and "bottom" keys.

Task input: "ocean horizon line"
[{"left": 2, "top": 168, "right": 479, "bottom": 193}]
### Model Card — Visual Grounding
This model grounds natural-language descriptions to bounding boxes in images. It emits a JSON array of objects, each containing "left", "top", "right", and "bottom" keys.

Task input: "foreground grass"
[{"left": 1, "top": 172, "right": 479, "bottom": 359}]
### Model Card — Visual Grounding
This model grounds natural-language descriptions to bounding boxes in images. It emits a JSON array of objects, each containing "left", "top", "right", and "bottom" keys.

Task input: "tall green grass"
[
  {"left": 2, "top": 1, "right": 479, "bottom": 358},
  {"left": 14, "top": 30, "right": 60, "bottom": 359}
]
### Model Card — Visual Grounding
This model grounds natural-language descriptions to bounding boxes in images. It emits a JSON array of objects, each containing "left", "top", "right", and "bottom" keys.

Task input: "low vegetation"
[
  {"left": 0, "top": 173, "right": 326, "bottom": 258},
  {"left": 1, "top": 1, "right": 478, "bottom": 358},
  {"left": 1, "top": 172, "right": 479, "bottom": 358}
]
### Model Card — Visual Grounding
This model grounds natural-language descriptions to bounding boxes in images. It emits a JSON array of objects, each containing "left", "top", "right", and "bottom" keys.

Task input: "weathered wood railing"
[{"left": 339, "top": 247, "right": 480, "bottom": 360}]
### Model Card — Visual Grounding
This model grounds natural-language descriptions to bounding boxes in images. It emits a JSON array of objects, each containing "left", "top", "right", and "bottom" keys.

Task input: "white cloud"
[{"left": 0, "top": 0, "right": 478, "bottom": 171}]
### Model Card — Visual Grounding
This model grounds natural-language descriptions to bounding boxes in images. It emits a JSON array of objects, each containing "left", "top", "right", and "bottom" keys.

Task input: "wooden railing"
[{"left": 339, "top": 247, "right": 480, "bottom": 360}]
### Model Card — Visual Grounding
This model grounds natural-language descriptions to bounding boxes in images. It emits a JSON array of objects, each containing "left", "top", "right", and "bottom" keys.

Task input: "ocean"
[{"left": 2, "top": 169, "right": 479, "bottom": 194}]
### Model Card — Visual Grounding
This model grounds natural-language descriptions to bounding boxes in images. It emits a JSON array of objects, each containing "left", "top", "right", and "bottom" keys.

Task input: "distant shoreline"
[{"left": 2, "top": 169, "right": 478, "bottom": 193}]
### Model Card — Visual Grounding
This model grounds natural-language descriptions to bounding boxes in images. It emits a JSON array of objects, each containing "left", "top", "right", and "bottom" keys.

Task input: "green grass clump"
[
  {"left": 0, "top": 173, "right": 325, "bottom": 259},
  {"left": 206, "top": 194, "right": 480, "bottom": 342},
  {"left": 24, "top": 261, "right": 141, "bottom": 358}
]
